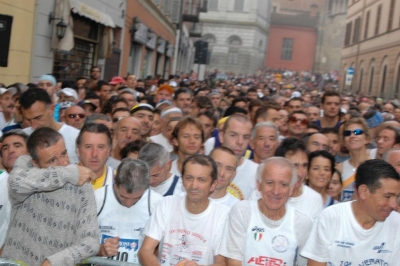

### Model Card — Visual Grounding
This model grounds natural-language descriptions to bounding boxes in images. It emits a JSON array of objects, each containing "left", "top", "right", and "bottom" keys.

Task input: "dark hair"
[
  {"left": 97, "top": 80, "right": 110, "bottom": 91},
  {"left": 181, "top": 154, "right": 218, "bottom": 182},
  {"left": 356, "top": 159, "right": 400, "bottom": 192},
  {"left": 254, "top": 104, "right": 280, "bottom": 124},
  {"left": 192, "top": 96, "right": 214, "bottom": 111},
  {"left": 90, "top": 66, "right": 101, "bottom": 72},
  {"left": 320, "top": 127, "right": 339, "bottom": 136},
  {"left": 84, "top": 91, "right": 102, "bottom": 106},
  {"left": 275, "top": 137, "right": 307, "bottom": 157},
  {"left": 308, "top": 150, "right": 335, "bottom": 174},
  {"left": 112, "top": 97, "right": 129, "bottom": 109},
  {"left": 112, "top": 107, "right": 130, "bottom": 117},
  {"left": 288, "top": 97, "right": 303, "bottom": 105},
  {"left": 248, "top": 99, "right": 264, "bottom": 112},
  {"left": 172, "top": 116, "right": 204, "bottom": 143},
  {"left": 120, "top": 139, "right": 147, "bottom": 159},
  {"left": 321, "top": 91, "right": 340, "bottom": 104},
  {"left": 307, "top": 123, "right": 320, "bottom": 131},
  {"left": 198, "top": 110, "right": 217, "bottom": 127},
  {"left": 222, "top": 113, "right": 251, "bottom": 132},
  {"left": 247, "top": 88, "right": 257, "bottom": 94},
  {"left": 76, "top": 123, "right": 112, "bottom": 148},
  {"left": 288, "top": 110, "right": 308, "bottom": 120},
  {"left": 101, "top": 97, "right": 116, "bottom": 115},
  {"left": 302, "top": 132, "right": 316, "bottom": 147},
  {"left": 27, "top": 127, "right": 62, "bottom": 163},
  {"left": 173, "top": 88, "right": 193, "bottom": 100},
  {"left": 224, "top": 106, "right": 248, "bottom": 116},
  {"left": 19, "top": 88, "right": 52, "bottom": 110},
  {"left": 157, "top": 79, "right": 167, "bottom": 87},
  {"left": 209, "top": 146, "right": 236, "bottom": 158},
  {"left": 76, "top": 76, "right": 87, "bottom": 81},
  {"left": 0, "top": 129, "right": 29, "bottom": 157},
  {"left": 231, "top": 97, "right": 248, "bottom": 107}
]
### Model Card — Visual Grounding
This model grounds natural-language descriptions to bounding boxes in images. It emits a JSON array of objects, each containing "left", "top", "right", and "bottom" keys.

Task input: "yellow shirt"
[{"left": 91, "top": 166, "right": 107, "bottom": 190}]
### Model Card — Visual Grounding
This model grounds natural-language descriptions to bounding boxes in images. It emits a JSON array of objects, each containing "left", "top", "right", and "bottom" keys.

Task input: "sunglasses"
[
  {"left": 68, "top": 114, "right": 85, "bottom": 119},
  {"left": 112, "top": 117, "right": 124, "bottom": 123},
  {"left": 289, "top": 116, "right": 309, "bottom": 126},
  {"left": 343, "top": 129, "right": 364, "bottom": 137}
]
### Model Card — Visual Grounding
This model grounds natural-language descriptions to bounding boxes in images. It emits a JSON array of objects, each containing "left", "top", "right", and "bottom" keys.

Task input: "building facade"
[
  {"left": 341, "top": 0, "right": 400, "bottom": 98},
  {"left": 0, "top": 0, "right": 36, "bottom": 85},
  {"left": 200, "top": 0, "right": 270, "bottom": 75}
]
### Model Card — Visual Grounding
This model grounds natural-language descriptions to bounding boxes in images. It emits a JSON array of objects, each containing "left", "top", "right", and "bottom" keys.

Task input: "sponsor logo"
[
  {"left": 227, "top": 183, "right": 244, "bottom": 200},
  {"left": 102, "top": 234, "right": 139, "bottom": 251},
  {"left": 192, "top": 251, "right": 202, "bottom": 256},
  {"left": 252, "top": 226, "right": 265, "bottom": 232},
  {"left": 99, "top": 225, "right": 115, "bottom": 230},
  {"left": 272, "top": 235, "right": 289, "bottom": 253},
  {"left": 373, "top": 243, "right": 391, "bottom": 253},
  {"left": 253, "top": 232, "right": 263, "bottom": 242},
  {"left": 334, "top": 240, "right": 354, "bottom": 249},
  {"left": 247, "top": 256, "right": 285, "bottom": 265}
]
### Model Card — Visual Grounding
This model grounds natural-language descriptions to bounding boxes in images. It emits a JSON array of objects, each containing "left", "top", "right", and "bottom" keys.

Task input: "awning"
[{"left": 69, "top": 0, "right": 115, "bottom": 28}]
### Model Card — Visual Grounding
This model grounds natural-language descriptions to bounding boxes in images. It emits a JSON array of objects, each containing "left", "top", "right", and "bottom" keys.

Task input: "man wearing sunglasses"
[
  {"left": 65, "top": 105, "right": 86, "bottom": 129},
  {"left": 287, "top": 110, "right": 309, "bottom": 139}
]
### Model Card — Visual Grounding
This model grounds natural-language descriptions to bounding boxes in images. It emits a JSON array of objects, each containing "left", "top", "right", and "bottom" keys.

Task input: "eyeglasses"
[
  {"left": 343, "top": 129, "right": 364, "bottom": 137},
  {"left": 289, "top": 116, "right": 309, "bottom": 126},
  {"left": 68, "top": 114, "right": 85, "bottom": 119}
]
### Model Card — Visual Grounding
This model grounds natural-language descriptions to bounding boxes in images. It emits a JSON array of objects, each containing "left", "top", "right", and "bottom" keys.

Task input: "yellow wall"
[{"left": 0, "top": 0, "right": 35, "bottom": 85}]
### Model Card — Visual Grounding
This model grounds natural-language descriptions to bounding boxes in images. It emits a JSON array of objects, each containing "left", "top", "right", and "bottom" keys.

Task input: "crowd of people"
[{"left": 0, "top": 66, "right": 400, "bottom": 266}]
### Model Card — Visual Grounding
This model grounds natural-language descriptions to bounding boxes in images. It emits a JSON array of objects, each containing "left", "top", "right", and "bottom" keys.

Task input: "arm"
[
  {"left": 138, "top": 236, "right": 161, "bottom": 266},
  {"left": 177, "top": 255, "right": 226, "bottom": 266},
  {"left": 308, "top": 260, "right": 326, "bottom": 266},
  {"left": 225, "top": 258, "right": 241, "bottom": 266},
  {"left": 46, "top": 184, "right": 100, "bottom": 265},
  {"left": 8, "top": 156, "right": 79, "bottom": 205}
]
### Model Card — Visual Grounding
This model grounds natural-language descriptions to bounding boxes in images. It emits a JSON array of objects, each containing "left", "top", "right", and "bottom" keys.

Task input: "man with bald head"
[
  {"left": 112, "top": 116, "right": 141, "bottom": 160},
  {"left": 65, "top": 105, "right": 86, "bottom": 129},
  {"left": 304, "top": 133, "right": 330, "bottom": 153},
  {"left": 384, "top": 148, "right": 400, "bottom": 174}
]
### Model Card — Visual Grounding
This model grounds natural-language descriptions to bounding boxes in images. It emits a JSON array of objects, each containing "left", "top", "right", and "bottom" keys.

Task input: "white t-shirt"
[
  {"left": 171, "top": 160, "right": 181, "bottom": 177},
  {"left": 0, "top": 170, "right": 11, "bottom": 247},
  {"left": 143, "top": 194, "right": 230, "bottom": 265},
  {"left": 149, "top": 133, "right": 173, "bottom": 153},
  {"left": 248, "top": 185, "right": 324, "bottom": 221},
  {"left": 227, "top": 158, "right": 258, "bottom": 200},
  {"left": 0, "top": 112, "right": 16, "bottom": 131},
  {"left": 219, "top": 200, "right": 313, "bottom": 266},
  {"left": 301, "top": 201, "right": 400, "bottom": 264},
  {"left": 203, "top": 137, "right": 215, "bottom": 156},
  {"left": 210, "top": 193, "right": 240, "bottom": 209},
  {"left": 23, "top": 123, "right": 79, "bottom": 164},
  {"left": 150, "top": 173, "right": 184, "bottom": 196}
]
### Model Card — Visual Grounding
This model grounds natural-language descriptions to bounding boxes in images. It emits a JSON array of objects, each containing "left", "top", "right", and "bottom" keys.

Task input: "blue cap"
[{"left": 38, "top": 74, "right": 56, "bottom": 86}]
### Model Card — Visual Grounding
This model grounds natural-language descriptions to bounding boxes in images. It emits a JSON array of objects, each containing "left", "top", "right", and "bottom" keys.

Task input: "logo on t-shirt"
[
  {"left": 102, "top": 234, "right": 139, "bottom": 251},
  {"left": 227, "top": 183, "right": 244, "bottom": 200},
  {"left": 373, "top": 242, "right": 391, "bottom": 253},
  {"left": 253, "top": 232, "right": 263, "bottom": 242},
  {"left": 272, "top": 235, "right": 289, "bottom": 253}
]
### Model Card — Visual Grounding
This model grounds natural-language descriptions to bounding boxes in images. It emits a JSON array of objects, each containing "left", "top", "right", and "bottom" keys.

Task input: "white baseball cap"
[{"left": 57, "top": 88, "right": 78, "bottom": 100}]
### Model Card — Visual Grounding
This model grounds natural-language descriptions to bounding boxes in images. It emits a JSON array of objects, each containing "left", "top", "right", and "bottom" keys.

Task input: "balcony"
[
  {"left": 182, "top": 0, "right": 208, "bottom": 23},
  {"left": 189, "top": 21, "right": 203, "bottom": 38}
]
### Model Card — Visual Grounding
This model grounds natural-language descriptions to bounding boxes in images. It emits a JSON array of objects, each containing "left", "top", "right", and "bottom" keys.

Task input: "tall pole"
[{"left": 172, "top": 0, "right": 184, "bottom": 75}]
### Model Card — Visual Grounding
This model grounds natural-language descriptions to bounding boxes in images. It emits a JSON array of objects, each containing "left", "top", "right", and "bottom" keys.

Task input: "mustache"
[{"left": 7, "top": 105, "right": 14, "bottom": 108}]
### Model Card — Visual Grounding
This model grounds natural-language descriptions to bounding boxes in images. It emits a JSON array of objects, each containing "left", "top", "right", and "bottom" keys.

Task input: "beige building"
[
  {"left": 341, "top": 0, "right": 400, "bottom": 98},
  {"left": 0, "top": 0, "right": 36, "bottom": 85}
]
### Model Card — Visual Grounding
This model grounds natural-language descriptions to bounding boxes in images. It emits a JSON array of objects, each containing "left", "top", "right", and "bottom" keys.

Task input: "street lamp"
[{"left": 48, "top": 12, "right": 68, "bottom": 40}]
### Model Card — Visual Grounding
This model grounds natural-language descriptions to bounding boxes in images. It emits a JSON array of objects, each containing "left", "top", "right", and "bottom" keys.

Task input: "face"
[
  {"left": 285, "top": 151, "right": 308, "bottom": 189},
  {"left": 77, "top": 132, "right": 110, "bottom": 176},
  {"left": 99, "top": 85, "right": 112, "bottom": 101},
  {"left": 211, "top": 149, "right": 237, "bottom": 191},
  {"left": 189, "top": 101, "right": 200, "bottom": 117},
  {"left": 219, "top": 119, "right": 252, "bottom": 159},
  {"left": 324, "top": 133, "right": 340, "bottom": 156},
  {"left": 95, "top": 119, "right": 113, "bottom": 137},
  {"left": 394, "top": 108, "right": 400, "bottom": 121},
  {"left": 175, "top": 93, "right": 192, "bottom": 115},
  {"left": 155, "top": 90, "right": 172, "bottom": 103},
  {"left": 361, "top": 178, "right": 400, "bottom": 221},
  {"left": 120, "top": 93, "right": 136, "bottom": 109},
  {"left": 132, "top": 110, "right": 154, "bottom": 136},
  {"left": 1, "top": 135, "right": 28, "bottom": 171},
  {"left": 257, "top": 164, "right": 294, "bottom": 211},
  {"left": 287, "top": 100, "right": 302, "bottom": 114},
  {"left": 149, "top": 161, "right": 171, "bottom": 187},
  {"left": 0, "top": 92, "right": 15, "bottom": 114},
  {"left": 278, "top": 109, "right": 289, "bottom": 133},
  {"left": 37, "top": 80, "right": 55, "bottom": 98},
  {"left": 344, "top": 123, "right": 369, "bottom": 151},
  {"left": 114, "top": 184, "right": 145, "bottom": 208},
  {"left": 112, "top": 110, "right": 130, "bottom": 130},
  {"left": 383, "top": 104, "right": 394, "bottom": 114},
  {"left": 90, "top": 67, "right": 101, "bottom": 80},
  {"left": 211, "top": 94, "right": 221, "bottom": 107},
  {"left": 65, "top": 106, "right": 86, "bottom": 129},
  {"left": 307, "top": 156, "right": 332, "bottom": 189},
  {"left": 308, "top": 133, "right": 330, "bottom": 153},
  {"left": 115, "top": 117, "right": 141, "bottom": 150},
  {"left": 306, "top": 106, "right": 320, "bottom": 122},
  {"left": 76, "top": 78, "right": 86, "bottom": 89},
  {"left": 251, "top": 126, "right": 278, "bottom": 161},
  {"left": 198, "top": 114, "right": 214, "bottom": 140},
  {"left": 21, "top": 101, "right": 53, "bottom": 130},
  {"left": 377, "top": 129, "right": 396, "bottom": 156},
  {"left": 234, "top": 101, "right": 247, "bottom": 110},
  {"left": 33, "top": 138, "right": 69, "bottom": 168},
  {"left": 327, "top": 171, "right": 342, "bottom": 199},
  {"left": 322, "top": 96, "right": 340, "bottom": 118},
  {"left": 303, "top": 94, "right": 311, "bottom": 103},
  {"left": 88, "top": 98, "right": 100, "bottom": 113},
  {"left": 182, "top": 162, "right": 217, "bottom": 204},
  {"left": 173, "top": 124, "right": 203, "bottom": 156},
  {"left": 387, "top": 151, "right": 400, "bottom": 174},
  {"left": 247, "top": 92, "right": 258, "bottom": 100},
  {"left": 288, "top": 113, "right": 308, "bottom": 138},
  {"left": 150, "top": 113, "right": 162, "bottom": 136}
]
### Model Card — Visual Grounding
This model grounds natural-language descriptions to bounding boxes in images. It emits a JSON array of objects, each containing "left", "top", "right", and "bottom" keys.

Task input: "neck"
[
  {"left": 348, "top": 148, "right": 369, "bottom": 167},
  {"left": 51, "top": 119, "right": 62, "bottom": 131},
  {"left": 352, "top": 201, "right": 377, "bottom": 229},
  {"left": 258, "top": 198, "right": 285, "bottom": 220},
  {"left": 209, "top": 187, "right": 228, "bottom": 199},
  {"left": 112, "top": 147, "right": 122, "bottom": 160},
  {"left": 95, "top": 165, "right": 106, "bottom": 179},
  {"left": 185, "top": 197, "right": 209, "bottom": 214},
  {"left": 309, "top": 184, "right": 327, "bottom": 199},
  {"left": 177, "top": 153, "right": 191, "bottom": 171},
  {"left": 291, "top": 184, "right": 303, "bottom": 198},
  {"left": 253, "top": 154, "right": 262, "bottom": 164},
  {"left": 3, "top": 112, "right": 12, "bottom": 122},
  {"left": 321, "top": 115, "right": 338, "bottom": 127},
  {"left": 238, "top": 156, "right": 245, "bottom": 166}
]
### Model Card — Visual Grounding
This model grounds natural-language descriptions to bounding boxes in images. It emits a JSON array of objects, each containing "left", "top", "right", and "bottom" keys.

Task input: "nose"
[
  {"left": 91, "top": 147, "right": 99, "bottom": 158},
  {"left": 60, "top": 156, "right": 69, "bottom": 166},
  {"left": 272, "top": 183, "right": 280, "bottom": 195},
  {"left": 125, "top": 130, "right": 132, "bottom": 140},
  {"left": 236, "top": 136, "right": 244, "bottom": 146},
  {"left": 31, "top": 120, "right": 39, "bottom": 130},
  {"left": 389, "top": 197, "right": 398, "bottom": 210}
]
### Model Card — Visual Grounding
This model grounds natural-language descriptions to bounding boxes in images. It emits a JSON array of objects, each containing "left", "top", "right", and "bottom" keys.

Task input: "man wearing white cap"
[
  {"left": 131, "top": 103, "right": 154, "bottom": 140},
  {"left": 0, "top": 87, "right": 18, "bottom": 131},
  {"left": 57, "top": 88, "right": 78, "bottom": 103},
  {"left": 37, "top": 74, "right": 57, "bottom": 103}
]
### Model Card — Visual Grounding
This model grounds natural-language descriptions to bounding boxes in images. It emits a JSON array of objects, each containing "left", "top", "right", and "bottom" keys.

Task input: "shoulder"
[
  {"left": 0, "top": 170, "right": 8, "bottom": 181},
  {"left": 335, "top": 162, "right": 344, "bottom": 173},
  {"left": 318, "top": 201, "right": 347, "bottom": 222},
  {"left": 230, "top": 200, "right": 252, "bottom": 216},
  {"left": 210, "top": 199, "right": 230, "bottom": 216},
  {"left": 150, "top": 189, "right": 164, "bottom": 205},
  {"left": 293, "top": 207, "right": 313, "bottom": 226},
  {"left": 243, "top": 158, "right": 259, "bottom": 171},
  {"left": 384, "top": 211, "right": 400, "bottom": 228},
  {"left": 59, "top": 124, "right": 80, "bottom": 135},
  {"left": 22, "top": 127, "right": 33, "bottom": 135},
  {"left": 303, "top": 185, "right": 324, "bottom": 200},
  {"left": 94, "top": 186, "right": 106, "bottom": 199}
]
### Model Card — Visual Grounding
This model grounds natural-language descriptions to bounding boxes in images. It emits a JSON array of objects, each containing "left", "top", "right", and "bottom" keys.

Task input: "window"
[
  {"left": 344, "top": 22, "right": 352, "bottom": 46},
  {"left": 352, "top": 17, "right": 361, "bottom": 44},
  {"left": 364, "top": 11, "right": 370, "bottom": 39},
  {"left": 281, "top": 38, "right": 294, "bottom": 60},
  {"left": 368, "top": 67, "right": 374, "bottom": 93},
  {"left": 396, "top": 64, "right": 400, "bottom": 95},
  {"left": 358, "top": 69, "right": 363, "bottom": 92},
  {"left": 228, "top": 52, "right": 238, "bottom": 64},
  {"left": 228, "top": 36, "right": 242, "bottom": 46},
  {"left": 388, "top": 0, "right": 395, "bottom": 31},
  {"left": 208, "top": 0, "right": 218, "bottom": 11},
  {"left": 381, "top": 65, "right": 387, "bottom": 93},
  {"left": 234, "top": 0, "right": 244, "bottom": 12},
  {"left": 375, "top": 4, "right": 382, "bottom": 36}
]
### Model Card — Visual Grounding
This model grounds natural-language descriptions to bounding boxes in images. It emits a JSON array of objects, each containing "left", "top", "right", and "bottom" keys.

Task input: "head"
[
  {"left": 210, "top": 147, "right": 237, "bottom": 191},
  {"left": 190, "top": 96, "right": 214, "bottom": 117},
  {"left": 254, "top": 104, "right": 281, "bottom": 127},
  {"left": 287, "top": 110, "right": 309, "bottom": 139},
  {"left": 76, "top": 123, "right": 112, "bottom": 177},
  {"left": 305, "top": 133, "right": 330, "bottom": 153},
  {"left": 37, "top": 75, "right": 57, "bottom": 99},
  {"left": 97, "top": 81, "right": 112, "bottom": 102},
  {"left": 138, "top": 143, "right": 172, "bottom": 187},
  {"left": 256, "top": 157, "right": 297, "bottom": 213},
  {"left": 383, "top": 103, "right": 395, "bottom": 114},
  {"left": 172, "top": 116, "right": 204, "bottom": 157},
  {"left": 320, "top": 128, "right": 341, "bottom": 156},
  {"left": 115, "top": 117, "right": 141, "bottom": 151},
  {"left": 376, "top": 125, "right": 400, "bottom": 158},
  {"left": 181, "top": 154, "right": 218, "bottom": 204},
  {"left": 119, "top": 89, "right": 137, "bottom": 109},
  {"left": 209, "top": 92, "right": 221, "bottom": 108},
  {"left": 154, "top": 84, "right": 173, "bottom": 103},
  {"left": 0, "top": 129, "right": 29, "bottom": 172},
  {"left": 0, "top": 89, "right": 16, "bottom": 115},
  {"left": 113, "top": 158, "right": 150, "bottom": 207},
  {"left": 198, "top": 110, "right": 217, "bottom": 140},
  {"left": 343, "top": 117, "right": 370, "bottom": 152},
  {"left": 119, "top": 139, "right": 147, "bottom": 159},
  {"left": 287, "top": 97, "right": 303, "bottom": 114},
  {"left": 90, "top": 66, "right": 101, "bottom": 81},
  {"left": 306, "top": 106, "right": 320, "bottom": 122},
  {"left": 65, "top": 105, "right": 86, "bottom": 129},
  {"left": 174, "top": 88, "right": 193, "bottom": 115},
  {"left": 306, "top": 150, "right": 335, "bottom": 191},
  {"left": 355, "top": 159, "right": 400, "bottom": 221},
  {"left": 246, "top": 88, "right": 258, "bottom": 100},
  {"left": 126, "top": 74, "right": 137, "bottom": 88},
  {"left": 251, "top": 122, "right": 279, "bottom": 163},
  {"left": 321, "top": 91, "right": 341, "bottom": 118},
  {"left": 275, "top": 137, "right": 308, "bottom": 189},
  {"left": 19, "top": 88, "right": 54, "bottom": 130},
  {"left": 27, "top": 127, "right": 69, "bottom": 168},
  {"left": 328, "top": 170, "right": 343, "bottom": 200},
  {"left": 384, "top": 149, "right": 400, "bottom": 174},
  {"left": 219, "top": 114, "right": 252, "bottom": 160},
  {"left": 131, "top": 104, "right": 155, "bottom": 137},
  {"left": 84, "top": 91, "right": 101, "bottom": 113}
]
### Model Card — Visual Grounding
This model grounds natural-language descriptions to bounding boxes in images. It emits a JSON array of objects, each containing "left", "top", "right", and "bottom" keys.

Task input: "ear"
[
  {"left": 357, "top": 184, "right": 369, "bottom": 200},
  {"left": 289, "top": 184, "right": 295, "bottom": 197},
  {"left": 31, "top": 159, "right": 39, "bottom": 168},
  {"left": 209, "top": 179, "right": 218, "bottom": 193},
  {"left": 250, "top": 139, "right": 255, "bottom": 150},
  {"left": 256, "top": 180, "right": 261, "bottom": 192},
  {"left": 172, "top": 137, "right": 178, "bottom": 147},
  {"left": 50, "top": 104, "right": 56, "bottom": 113},
  {"left": 218, "top": 131, "right": 224, "bottom": 144},
  {"left": 166, "top": 159, "right": 172, "bottom": 172},
  {"left": 394, "top": 143, "right": 400, "bottom": 149}
]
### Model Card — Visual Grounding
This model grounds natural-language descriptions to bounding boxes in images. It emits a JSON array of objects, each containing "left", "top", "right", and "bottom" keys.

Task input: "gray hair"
[
  {"left": 251, "top": 121, "right": 279, "bottom": 140},
  {"left": 0, "top": 129, "right": 28, "bottom": 143},
  {"left": 382, "top": 148, "right": 400, "bottom": 162},
  {"left": 84, "top": 113, "right": 112, "bottom": 124},
  {"left": 115, "top": 158, "right": 150, "bottom": 193},
  {"left": 138, "top": 143, "right": 170, "bottom": 169},
  {"left": 256, "top": 157, "right": 297, "bottom": 187}
]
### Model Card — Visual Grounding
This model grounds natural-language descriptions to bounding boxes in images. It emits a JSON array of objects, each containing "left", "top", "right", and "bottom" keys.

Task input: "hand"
[
  {"left": 100, "top": 237, "right": 120, "bottom": 257},
  {"left": 77, "top": 165, "right": 97, "bottom": 186},
  {"left": 40, "top": 259, "right": 51, "bottom": 266},
  {"left": 177, "top": 258, "right": 199, "bottom": 266}
]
